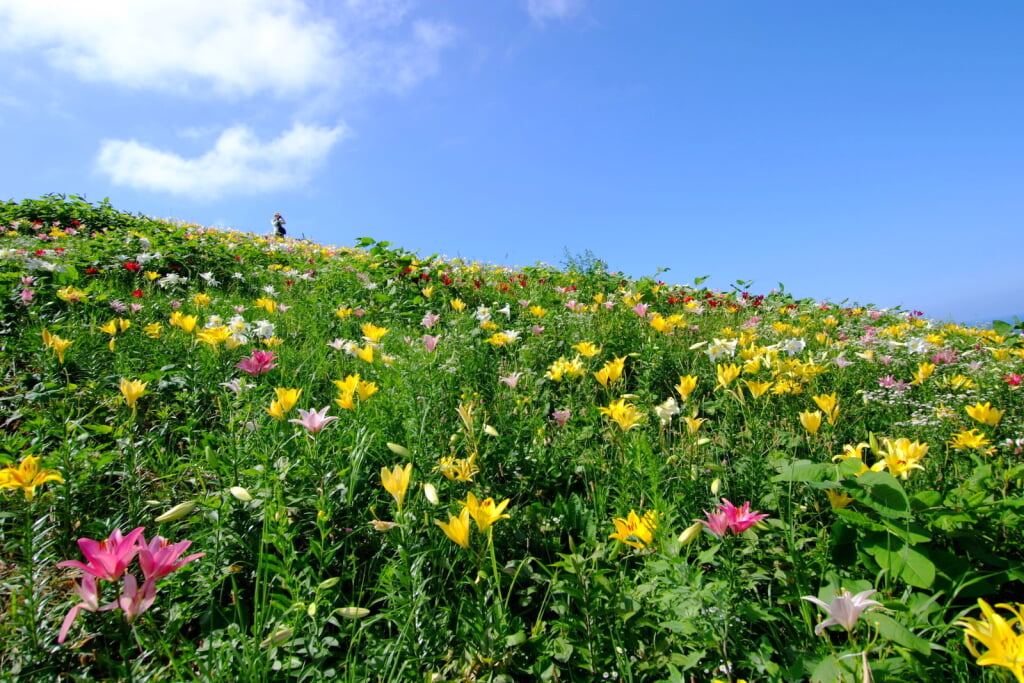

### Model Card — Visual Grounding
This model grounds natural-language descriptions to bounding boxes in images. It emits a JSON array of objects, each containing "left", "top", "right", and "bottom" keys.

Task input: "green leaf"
[
  {"left": 834, "top": 508, "right": 888, "bottom": 533},
  {"left": 993, "top": 320, "right": 1013, "bottom": 337},
  {"left": 867, "top": 613, "right": 932, "bottom": 654},
  {"left": 863, "top": 538, "right": 935, "bottom": 589},
  {"left": 880, "top": 520, "right": 931, "bottom": 545},
  {"left": 504, "top": 631, "right": 527, "bottom": 648},
  {"left": 842, "top": 471, "right": 910, "bottom": 519},
  {"left": 772, "top": 459, "right": 834, "bottom": 483}
]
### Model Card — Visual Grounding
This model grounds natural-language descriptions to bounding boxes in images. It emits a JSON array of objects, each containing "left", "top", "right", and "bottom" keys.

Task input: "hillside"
[{"left": 1, "top": 195, "right": 1023, "bottom": 681}]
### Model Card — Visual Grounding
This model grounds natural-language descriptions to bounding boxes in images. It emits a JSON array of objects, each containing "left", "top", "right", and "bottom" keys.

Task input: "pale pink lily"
[
  {"left": 57, "top": 575, "right": 101, "bottom": 643},
  {"left": 57, "top": 527, "right": 145, "bottom": 582},
  {"left": 288, "top": 406, "right": 339, "bottom": 434},
  {"left": 499, "top": 372, "right": 524, "bottom": 389},
  {"left": 102, "top": 574, "right": 157, "bottom": 623},
  {"left": 422, "top": 334, "right": 441, "bottom": 352},
  {"left": 421, "top": 312, "right": 440, "bottom": 328},
  {"left": 551, "top": 409, "right": 571, "bottom": 427},
  {"left": 802, "top": 588, "right": 882, "bottom": 635}
]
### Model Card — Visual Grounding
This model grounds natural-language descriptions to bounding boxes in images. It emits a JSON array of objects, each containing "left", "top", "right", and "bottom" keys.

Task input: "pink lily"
[
  {"left": 697, "top": 498, "right": 769, "bottom": 537},
  {"left": 422, "top": 334, "right": 441, "bottom": 352},
  {"left": 57, "top": 527, "right": 145, "bottom": 582},
  {"left": 698, "top": 508, "right": 732, "bottom": 537},
  {"left": 101, "top": 574, "right": 157, "bottom": 623},
  {"left": 138, "top": 535, "right": 206, "bottom": 582},
  {"left": 235, "top": 350, "right": 278, "bottom": 376},
  {"left": 57, "top": 575, "right": 101, "bottom": 644},
  {"left": 288, "top": 406, "right": 339, "bottom": 434}
]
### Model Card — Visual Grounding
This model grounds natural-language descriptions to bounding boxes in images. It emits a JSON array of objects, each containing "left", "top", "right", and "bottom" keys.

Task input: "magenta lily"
[
  {"left": 138, "top": 535, "right": 205, "bottom": 582},
  {"left": 235, "top": 349, "right": 278, "bottom": 376},
  {"left": 697, "top": 498, "right": 770, "bottom": 537},
  {"left": 57, "top": 527, "right": 145, "bottom": 581}
]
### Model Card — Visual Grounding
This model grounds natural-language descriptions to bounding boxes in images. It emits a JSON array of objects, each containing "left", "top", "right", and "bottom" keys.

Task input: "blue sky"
[{"left": 2, "top": 1, "right": 1021, "bottom": 324}]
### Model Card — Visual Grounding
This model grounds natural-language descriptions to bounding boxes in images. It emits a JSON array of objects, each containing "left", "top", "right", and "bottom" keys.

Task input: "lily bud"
[
  {"left": 155, "top": 500, "right": 197, "bottom": 522},
  {"left": 678, "top": 521, "right": 704, "bottom": 546},
  {"left": 229, "top": 486, "right": 253, "bottom": 502}
]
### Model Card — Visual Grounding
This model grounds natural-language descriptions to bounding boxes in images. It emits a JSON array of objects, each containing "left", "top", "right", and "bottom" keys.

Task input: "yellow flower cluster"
[
  {"left": 545, "top": 356, "right": 585, "bottom": 382},
  {"left": 333, "top": 374, "right": 378, "bottom": 410}
]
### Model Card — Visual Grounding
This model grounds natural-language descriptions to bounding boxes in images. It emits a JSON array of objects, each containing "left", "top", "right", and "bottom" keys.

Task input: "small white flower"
[
  {"left": 781, "top": 338, "right": 806, "bottom": 356},
  {"left": 653, "top": 397, "right": 679, "bottom": 425},
  {"left": 251, "top": 320, "right": 275, "bottom": 340},
  {"left": 706, "top": 338, "right": 738, "bottom": 361}
]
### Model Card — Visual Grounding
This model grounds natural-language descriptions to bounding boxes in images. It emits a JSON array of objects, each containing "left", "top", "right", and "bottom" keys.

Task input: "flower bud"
[
  {"left": 229, "top": 486, "right": 253, "bottom": 502},
  {"left": 678, "top": 521, "right": 704, "bottom": 546},
  {"left": 155, "top": 500, "right": 196, "bottom": 522},
  {"left": 386, "top": 442, "right": 412, "bottom": 457},
  {"left": 335, "top": 606, "right": 370, "bottom": 620},
  {"left": 423, "top": 482, "right": 439, "bottom": 505}
]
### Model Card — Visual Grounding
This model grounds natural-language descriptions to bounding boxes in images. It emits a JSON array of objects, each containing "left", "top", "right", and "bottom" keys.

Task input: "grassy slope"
[{"left": 0, "top": 195, "right": 1022, "bottom": 681}]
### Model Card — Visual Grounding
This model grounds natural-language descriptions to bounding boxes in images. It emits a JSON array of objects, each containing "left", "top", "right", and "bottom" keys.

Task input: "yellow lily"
[
  {"left": 119, "top": 378, "right": 148, "bottom": 414},
  {"left": 435, "top": 508, "right": 472, "bottom": 548},
  {"left": 0, "top": 455, "right": 63, "bottom": 501},
  {"left": 381, "top": 463, "right": 412, "bottom": 510},
  {"left": 462, "top": 491, "right": 510, "bottom": 533}
]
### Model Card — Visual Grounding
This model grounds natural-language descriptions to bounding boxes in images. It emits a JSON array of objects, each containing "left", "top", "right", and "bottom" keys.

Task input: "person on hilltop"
[{"left": 271, "top": 212, "right": 287, "bottom": 237}]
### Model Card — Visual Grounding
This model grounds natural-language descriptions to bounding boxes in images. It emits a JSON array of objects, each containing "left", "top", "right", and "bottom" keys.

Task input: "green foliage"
[{"left": 0, "top": 194, "right": 1021, "bottom": 680}]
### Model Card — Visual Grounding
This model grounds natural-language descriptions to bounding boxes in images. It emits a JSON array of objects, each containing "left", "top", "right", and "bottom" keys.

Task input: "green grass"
[{"left": 0, "top": 194, "right": 1022, "bottom": 681}]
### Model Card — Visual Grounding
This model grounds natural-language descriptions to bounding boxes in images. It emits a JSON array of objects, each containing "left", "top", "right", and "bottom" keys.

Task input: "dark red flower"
[
  {"left": 131, "top": 289, "right": 144, "bottom": 298},
  {"left": 85, "top": 267, "right": 100, "bottom": 275},
  {"left": 124, "top": 262, "right": 142, "bottom": 272}
]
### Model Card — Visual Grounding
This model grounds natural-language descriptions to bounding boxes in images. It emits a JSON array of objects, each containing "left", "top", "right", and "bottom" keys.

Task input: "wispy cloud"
[
  {"left": 352, "top": 20, "right": 459, "bottom": 94},
  {"left": 525, "top": 0, "right": 585, "bottom": 25},
  {"left": 96, "top": 123, "right": 349, "bottom": 198}
]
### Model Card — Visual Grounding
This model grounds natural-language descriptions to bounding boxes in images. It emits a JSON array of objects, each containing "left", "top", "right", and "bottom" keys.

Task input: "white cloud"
[
  {"left": 526, "top": 0, "right": 585, "bottom": 25},
  {"left": 0, "top": 0, "right": 341, "bottom": 98},
  {"left": 0, "top": 0, "right": 455, "bottom": 98},
  {"left": 96, "top": 123, "right": 349, "bottom": 198},
  {"left": 0, "top": 0, "right": 456, "bottom": 197}
]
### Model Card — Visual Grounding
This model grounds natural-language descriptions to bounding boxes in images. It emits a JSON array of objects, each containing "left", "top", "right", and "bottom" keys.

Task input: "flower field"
[{"left": 1, "top": 195, "right": 1023, "bottom": 681}]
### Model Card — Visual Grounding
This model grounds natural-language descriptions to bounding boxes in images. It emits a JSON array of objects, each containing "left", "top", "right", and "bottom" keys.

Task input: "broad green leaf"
[
  {"left": 842, "top": 471, "right": 910, "bottom": 519},
  {"left": 867, "top": 613, "right": 932, "bottom": 654},
  {"left": 772, "top": 459, "right": 833, "bottom": 483},
  {"left": 863, "top": 538, "right": 935, "bottom": 589}
]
